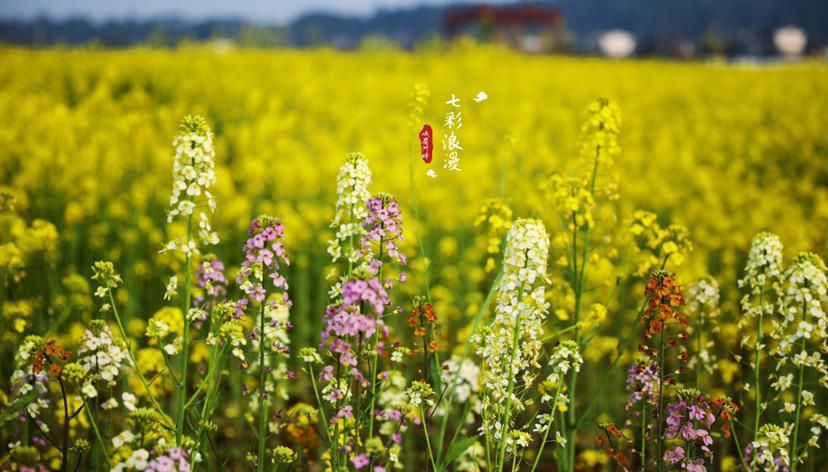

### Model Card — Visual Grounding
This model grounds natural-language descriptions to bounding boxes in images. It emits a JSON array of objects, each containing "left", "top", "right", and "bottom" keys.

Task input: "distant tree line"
[{"left": 0, "top": 0, "right": 825, "bottom": 56}]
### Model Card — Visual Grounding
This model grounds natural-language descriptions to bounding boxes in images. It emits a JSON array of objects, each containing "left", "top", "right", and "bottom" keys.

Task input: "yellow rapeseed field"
[{"left": 0, "top": 44, "right": 826, "bottom": 470}]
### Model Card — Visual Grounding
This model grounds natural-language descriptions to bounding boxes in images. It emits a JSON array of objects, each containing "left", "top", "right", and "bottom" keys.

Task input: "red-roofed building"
[{"left": 445, "top": 4, "right": 567, "bottom": 53}]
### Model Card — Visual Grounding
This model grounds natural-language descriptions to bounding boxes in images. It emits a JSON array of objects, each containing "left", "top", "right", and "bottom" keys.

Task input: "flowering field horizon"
[{"left": 0, "top": 45, "right": 827, "bottom": 471}]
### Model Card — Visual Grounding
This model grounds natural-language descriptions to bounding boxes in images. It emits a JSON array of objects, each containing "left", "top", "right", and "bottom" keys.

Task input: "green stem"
[
  {"left": 257, "top": 299, "right": 268, "bottom": 472},
  {"left": 367, "top": 235, "right": 384, "bottom": 440},
  {"left": 480, "top": 363, "right": 494, "bottom": 469},
  {"left": 82, "top": 396, "right": 112, "bottom": 467},
  {"left": 576, "top": 257, "right": 669, "bottom": 430},
  {"left": 435, "top": 271, "right": 502, "bottom": 462},
  {"left": 656, "top": 328, "right": 666, "bottom": 472},
  {"left": 530, "top": 385, "right": 563, "bottom": 472},
  {"left": 91, "top": 354, "right": 101, "bottom": 470},
  {"left": 565, "top": 212, "right": 580, "bottom": 471},
  {"left": 640, "top": 402, "right": 647, "bottom": 470},
  {"left": 496, "top": 310, "right": 523, "bottom": 470},
  {"left": 577, "top": 298, "right": 647, "bottom": 425},
  {"left": 59, "top": 376, "right": 70, "bottom": 472},
  {"left": 308, "top": 364, "right": 332, "bottom": 446},
  {"left": 695, "top": 317, "right": 702, "bottom": 390},
  {"left": 182, "top": 384, "right": 206, "bottom": 411},
  {"left": 731, "top": 420, "right": 751, "bottom": 471},
  {"left": 421, "top": 405, "right": 439, "bottom": 472},
  {"left": 373, "top": 414, "right": 406, "bottom": 470},
  {"left": 558, "top": 409, "right": 568, "bottom": 469},
  {"left": 543, "top": 324, "right": 579, "bottom": 342},
  {"left": 192, "top": 345, "right": 229, "bottom": 469},
  {"left": 331, "top": 358, "right": 343, "bottom": 469},
  {"left": 175, "top": 213, "right": 193, "bottom": 444},
  {"left": 107, "top": 290, "right": 167, "bottom": 420},
  {"left": 354, "top": 334, "right": 364, "bottom": 450},
  {"left": 752, "top": 286, "right": 765, "bottom": 463},
  {"left": 790, "top": 310, "right": 807, "bottom": 470},
  {"left": 565, "top": 144, "right": 601, "bottom": 470}
]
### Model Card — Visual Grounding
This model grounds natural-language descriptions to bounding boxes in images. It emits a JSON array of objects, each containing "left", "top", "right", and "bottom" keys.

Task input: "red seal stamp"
[{"left": 419, "top": 124, "right": 433, "bottom": 164}]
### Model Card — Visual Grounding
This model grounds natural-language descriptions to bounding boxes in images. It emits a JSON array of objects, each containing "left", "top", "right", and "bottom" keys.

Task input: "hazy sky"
[{"left": 0, "top": 0, "right": 511, "bottom": 22}]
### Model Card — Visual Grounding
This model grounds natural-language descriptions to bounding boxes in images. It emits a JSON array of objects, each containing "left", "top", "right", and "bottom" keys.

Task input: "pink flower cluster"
[
  {"left": 342, "top": 279, "right": 389, "bottom": 316},
  {"left": 662, "top": 395, "right": 716, "bottom": 471},
  {"left": 237, "top": 216, "right": 290, "bottom": 304},
  {"left": 194, "top": 258, "right": 227, "bottom": 308},
  {"left": 361, "top": 195, "right": 406, "bottom": 271},
  {"left": 663, "top": 447, "right": 706, "bottom": 472},
  {"left": 146, "top": 447, "right": 190, "bottom": 471},
  {"left": 625, "top": 360, "right": 659, "bottom": 411},
  {"left": 321, "top": 279, "right": 389, "bottom": 351}
]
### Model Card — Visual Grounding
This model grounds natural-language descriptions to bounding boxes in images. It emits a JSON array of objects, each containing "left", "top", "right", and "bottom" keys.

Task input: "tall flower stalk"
[
  {"left": 475, "top": 218, "right": 550, "bottom": 471},
  {"left": 314, "top": 154, "right": 411, "bottom": 470},
  {"left": 360, "top": 193, "right": 406, "bottom": 440},
  {"left": 237, "top": 215, "right": 291, "bottom": 472},
  {"left": 320, "top": 153, "right": 373, "bottom": 469},
  {"left": 776, "top": 252, "right": 827, "bottom": 469},
  {"left": 738, "top": 232, "right": 783, "bottom": 460},
  {"left": 164, "top": 115, "right": 218, "bottom": 444},
  {"left": 640, "top": 270, "right": 687, "bottom": 471}
]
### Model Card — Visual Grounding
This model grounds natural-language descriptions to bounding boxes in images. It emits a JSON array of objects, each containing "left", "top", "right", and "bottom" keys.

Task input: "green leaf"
[
  {"left": 429, "top": 355, "right": 443, "bottom": 394},
  {"left": 2, "top": 389, "right": 38, "bottom": 423},
  {"left": 442, "top": 436, "right": 478, "bottom": 468}
]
